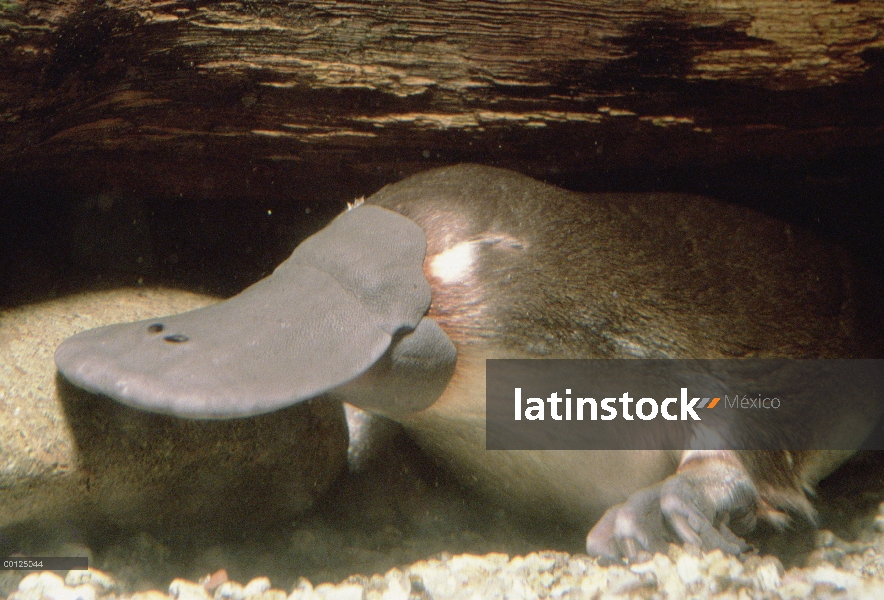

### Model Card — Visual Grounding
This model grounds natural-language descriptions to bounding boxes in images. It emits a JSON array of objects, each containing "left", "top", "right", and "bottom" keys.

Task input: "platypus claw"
[{"left": 586, "top": 461, "right": 756, "bottom": 562}]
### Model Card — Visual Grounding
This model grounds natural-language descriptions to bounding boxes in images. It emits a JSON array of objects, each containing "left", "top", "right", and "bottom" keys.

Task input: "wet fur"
[{"left": 367, "top": 164, "right": 882, "bottom": 533}]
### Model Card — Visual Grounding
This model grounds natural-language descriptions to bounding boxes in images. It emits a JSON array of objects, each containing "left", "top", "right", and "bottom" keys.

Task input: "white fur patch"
[
  {"left": 429, "top": 241, "right": 477, "bottom": 283},
  {"left": 429, "top": 234, "right": 526, "bottom": 284}
]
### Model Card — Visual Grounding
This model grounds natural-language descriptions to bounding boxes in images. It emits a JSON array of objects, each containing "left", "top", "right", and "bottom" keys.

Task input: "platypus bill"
[{"left": 55, "top": 164, "right": 883, "bottom": 561}]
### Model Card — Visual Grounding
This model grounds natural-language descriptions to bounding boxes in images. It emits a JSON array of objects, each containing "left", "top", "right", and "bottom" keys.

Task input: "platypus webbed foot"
[{"left": 586, "top": 451, "right": 757, "bottom": 562}]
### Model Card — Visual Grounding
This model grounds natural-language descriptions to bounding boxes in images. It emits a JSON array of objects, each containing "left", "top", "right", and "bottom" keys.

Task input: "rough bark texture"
[
  {"left": 2, "top": 0, "right": 883, "bottom": 199},
  {"left": 1, "top": 1, "right": 883, "bottom": 306}
]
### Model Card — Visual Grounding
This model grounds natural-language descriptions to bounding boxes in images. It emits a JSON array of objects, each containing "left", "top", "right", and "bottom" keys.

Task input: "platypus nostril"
[{"left": 163, "top": 334, "right": 189, "bottom": 343}]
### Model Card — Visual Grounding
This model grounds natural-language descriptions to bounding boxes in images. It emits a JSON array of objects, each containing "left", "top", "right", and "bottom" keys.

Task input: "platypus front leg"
[{"left": 586, "top": 450, "right": 758, "bottom": 561}]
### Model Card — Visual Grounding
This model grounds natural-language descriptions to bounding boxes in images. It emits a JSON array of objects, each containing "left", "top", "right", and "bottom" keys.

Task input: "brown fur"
[{"left": 368, "top": 164, "right": 882, "bottom": 531}]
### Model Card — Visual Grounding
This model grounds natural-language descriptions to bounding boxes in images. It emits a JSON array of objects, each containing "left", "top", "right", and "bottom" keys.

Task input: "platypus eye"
[{"left": 479, "top": 234, "right": 526, "bottom": 251}]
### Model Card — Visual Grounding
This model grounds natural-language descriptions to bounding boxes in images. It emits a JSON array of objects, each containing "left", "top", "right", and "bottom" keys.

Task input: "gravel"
[{"left": 6, "top": 499, "right": 884, "bottom": 600}]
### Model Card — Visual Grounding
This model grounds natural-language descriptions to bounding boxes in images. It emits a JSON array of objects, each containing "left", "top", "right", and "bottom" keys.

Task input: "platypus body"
[{"left": 55, "top": 165, "right": 883, "bottom": 560}]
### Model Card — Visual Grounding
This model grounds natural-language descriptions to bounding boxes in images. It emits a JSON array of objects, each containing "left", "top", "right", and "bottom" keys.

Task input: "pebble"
[
  {"left": 65, "top": 570, "right": 116, "bottom": 594},
  {"left": 11, "top": 504, "right": 884, "bottom": 600},
  {"left": 18, "top": 572, "right": 65, "bottom": 593},
  {"left": 380, "top": 571, "right": 408, "bottom": 600},
  {"left": 778, "top": 574, "right": 814, "bottom": 599},
  {"left": 675, "top": 552, "right": 702, "bottom": 586},
  {"left": 314, "top": 583, "right": 363, "bottom": 600},
  {"left": 286, "top": 579, "right": 313, "bottom": 600},
  {"left": 214, "top": 582, "right": 245, "bottom": 600},
  {"left": 874, "top": 511, "right": 884, "bottom": 533},
  {"left": 131, "top": 592, "right": 171, "bottom": 600},
  {"left": 213, "top": 581, "right": 286, "bottom": 600},
  {"left": 242, "top": 578, "right": 271, "bottom": 598},
  {"left": 805, "top": 564, "right": 859, "bottom": 591},
  {"left": 169, "top": 579, "right": 211, "bottom": 600},
  {"left": 11, "top": 572, "right": 96, "bottom": 600},
  {"left": 200, "top": 570, "right": 228, "bottom": 593},
  {"left": 754, "top": 557, "right": 783, "bottom": 592},
  {"left": 49, "top": 585, "right": 96, "bottom": 600},
  {"left": 606, "top": 566, "right": 650, "bottom": 595}
]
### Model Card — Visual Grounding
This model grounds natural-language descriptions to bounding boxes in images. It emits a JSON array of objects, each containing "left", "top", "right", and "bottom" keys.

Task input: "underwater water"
[{"left": 2, "top": 152, "right": 884, "bottom": 600}]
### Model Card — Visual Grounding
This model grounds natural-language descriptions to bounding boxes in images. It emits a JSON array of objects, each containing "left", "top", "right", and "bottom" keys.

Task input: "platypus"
[{"left": 55, "top": 164, "right": 883, "bottom": 561}]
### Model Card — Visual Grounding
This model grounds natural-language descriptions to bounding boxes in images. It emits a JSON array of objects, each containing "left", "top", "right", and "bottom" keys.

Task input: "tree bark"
[
  {"left": 2, "top": 1, "right": 883, "bottom": 308},
  {"left": 1, "top": 0, "right": 883, "bottom": 201}
]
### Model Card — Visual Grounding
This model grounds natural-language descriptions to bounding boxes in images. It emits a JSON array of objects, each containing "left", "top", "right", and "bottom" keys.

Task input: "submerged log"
[
  {"left": 1, "top": 1, "right": 883, "bottom": 306},
  {"left": 1, "top": 0, "right": 883, "bottom": 201}
]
